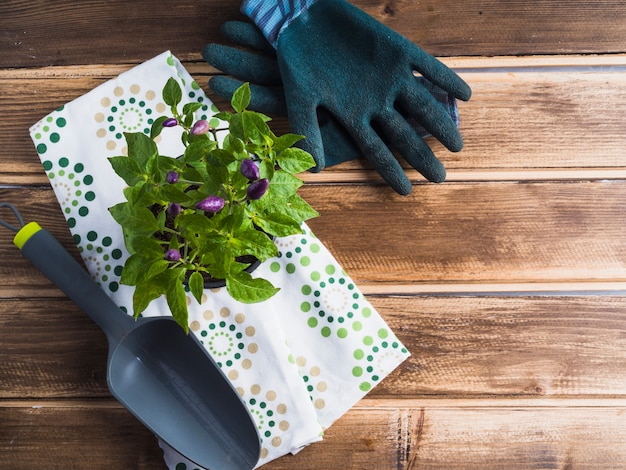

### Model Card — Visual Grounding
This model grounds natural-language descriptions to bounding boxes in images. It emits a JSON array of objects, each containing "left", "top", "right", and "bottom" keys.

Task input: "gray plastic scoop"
[{"left": 3, "top": 206, "right": 261, "bottom": 469}]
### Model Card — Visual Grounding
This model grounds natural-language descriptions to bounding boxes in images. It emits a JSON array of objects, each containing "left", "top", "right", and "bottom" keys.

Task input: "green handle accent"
[{"left": 13, "top": 221, "right": 42, "bottom": 249}]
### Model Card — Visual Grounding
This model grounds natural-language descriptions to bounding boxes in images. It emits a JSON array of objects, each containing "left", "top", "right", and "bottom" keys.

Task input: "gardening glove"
[
  {"left": 231, "top": 0, "right": 470, "bottom": 195},
  {"left": 203, "top": 21, "right": 460, "bottom": 169}
]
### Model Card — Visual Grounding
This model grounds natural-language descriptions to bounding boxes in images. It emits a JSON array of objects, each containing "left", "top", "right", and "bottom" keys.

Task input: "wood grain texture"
[
  {"left": 3, "top": 0, "right": 626, "bottom": 68},
  {"left": 3, "top": 296, "right": 626, "bottom": 399},
  {"left": 1, "top": 181, "right": 625, "bottom": 296},
  {"left": 0, "top": 402, "right": 164, "bottom": 469},
  {"left": 3, "top": 0, "right": 626, "bottom": 468},
  {"left": 305, "top": 181, "right": 626, "bottom": 286},
  {"left": 3, "top": 399, "right": 626, "bottom": 469},
  {"left": 3, "top": 60, "right": 626, "bottom": 184},
  {"left": 269, "top": 399, "right": 626, "bottom": 470}
]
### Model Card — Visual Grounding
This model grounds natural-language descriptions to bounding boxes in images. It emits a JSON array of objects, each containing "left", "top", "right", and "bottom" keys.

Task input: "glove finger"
[
  {"left": 209, "top": 76, "right": 287, "bottom": 115},
  {"left": 409, "top": 44, "right": 471, "bottom": 101},
  {"left": 376, "top": 111, "right": 446, "bottom": 183},
  {"left": 220, "top": 21, "right": 275, "bottom": 55},
  {"left": 284, "top": 95, "right": 326, "bottom": 171},
  {"left": 399, "top": 83, "right": 464, "bottom": 152},
  {"left": 202, "top": 43, "right": 282, "bottom": 86},
  {"left": 416, "top": 78, "right": 460, "bottom": 128},
  {"left": 349, "top": 122, "right": 413, "bottom": 195},
  {"left": 317, "top": 108, "right": 363, "bottom": 167}
]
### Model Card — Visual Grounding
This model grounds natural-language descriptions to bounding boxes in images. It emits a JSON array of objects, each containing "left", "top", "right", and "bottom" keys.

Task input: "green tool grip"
[{"left": 14, "top": 223, "right": 133, "bottom": 341}]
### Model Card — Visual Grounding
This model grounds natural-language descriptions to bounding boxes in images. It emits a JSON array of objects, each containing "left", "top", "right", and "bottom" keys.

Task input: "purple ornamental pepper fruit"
[
  {"left": 190, "top": 119, "right": 210, "bottom": 135},
  {"left": 240, "top": 159, "right": 260, "bottom": 181},
  {"left": 166, "top": 171, "right": 179, "bottom": 184},
  {"left": 166, "top": 202, "right": 182, "bottom": 217},
  {"left": 163, "top": 117, "right": 178, "bottom": 127},
  {"left": 164, "top": 249, "right": 181, "bottom": 261},
  {"left": 247, "top": 178, "right": 269, "bottom": 200},
  {"left": 196, "top": 195, "right": 225, "bottom": 213}
]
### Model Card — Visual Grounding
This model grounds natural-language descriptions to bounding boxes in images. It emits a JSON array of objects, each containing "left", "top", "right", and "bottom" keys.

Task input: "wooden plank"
[
  {"left": 0, "top": 298, "right": 108, "bottom": 399},
  {"left": 303, "top": 181, "right": 626, "bottom": 286},
  {"left": 3, "top": 1, "right": 626, "bottom": 68},
  {"left": 3, "top": 296, "right": 626, "bottom": 398},
  {"left": 2, "top": 398, "right": 626, "bottom": 469},
  {"left": 372, "top": 296, "right": 626, "bottom": 397},
  {"left": 3, "top": 60, "right": 626, "bottom": 184},
  {"left": 0, "top": 401, "right": 164, "bottom": 469},
  {"left": 269, "top": 399, "right": 626, "bottom": 470},
  {"left": 1, "top": 181, "right": 624, "bottom": 293}
]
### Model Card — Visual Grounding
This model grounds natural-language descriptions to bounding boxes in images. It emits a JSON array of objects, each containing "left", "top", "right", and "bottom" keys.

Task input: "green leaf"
[
  {"left": 132, "top": 281, "right": 163, "bottom": 319},
  {"left": 228, "top": 113, "right": 244, "bottom": 142},
  {"left": 157, "top": 184, "right": 191, "bottom": 204},
  {"left": 108, "top": 156, "right": 145, "bottom": 186},
  {"left": 150, "top": 116, "right": 169, "bottom": 140},
  {"left": 120, "top": 254, "right": 168, "bottom": 285},
  {"left": 213, "top": 111, "right": 232, "bottom": 122},
  {"left": 163, "top": 77, "right": 182, "bottom": 108},
  {"left": 122, "top": 181, "right": 154, "bottom": 207},
  {"left": 124, "top": 132, "right": 158, "bottom": 168},
  {"left": 226, "top": 270, "right": 279, "bottom": 304},
  {"left": 120, "top": 254, "right": 151, "bottom": 285},
  {"left": 268, "top": 170, "right": 302, "bottom": 198},
  {"left": 224, "top": 135, "right": 245, "bottom": 154},
  {"left": 176, "top": 213, "right": 215, "bottom": 240},
  {"left": 109, "top": 202, "right": 161, "bottom": 236},
  {"left": 183, "top": 112, "right": 194, "bottom": 128},
  {"left": 242, "top": 111, "right": 271, "bottom": 144},
  {"left": 231, "top": 82, "right": 251, "bottom": 113},
  {"left": 229, "top": 226, "right": 278, "bottom": 261},
  {"left": 276, "top": 147, "right": 316, "bottom": 174},
  {"left": 129, "top": 236, "right": 164, "bottom": 258},
  {"left": 182, "top": 102, "right": 203, "bottom": 115},
  {"left": 209, "top": 148, "right": 237, "bottom": 165},
  {"left": 184, "top": 140, "right": 218, "bottom": 164},
  {"left": 283, "top": 194, "right": 319, "bottom": 223},
  {"left": 181, "top": 165, "right": 204, "bottom": 183},
  {"left": 251, "top": 209, "right": 303, "bottom": 237},
  {"left": 273, "top": 133, "right": 304, "bottom": 152},
  {"left": 188, "top": 271, "right": 205, "bottom": 304},
  {"left": 163, "top": 270, "right": 189, "bottom": 332},
  {"left": 145, "top": 153, "right": 164, "bottom": 185},
  {"left": 258, "top": 158, "right": 275, "bottom": 180}
]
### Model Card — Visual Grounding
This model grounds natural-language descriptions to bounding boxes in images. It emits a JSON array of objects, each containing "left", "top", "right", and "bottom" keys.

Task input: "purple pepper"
[
  {"left": 190, "top": 119, "right": 210, "bottom": 135},
  {"left": 164, "top": 249, "right": 181, "bottom": 261},
  {"left": 166, "top": 202, "right": 182, "bottom": 217},
  {"left": 246, "top": 178, "right": 269, "bottom": 200},
  {"left": 166, "top": 171, "right": 179, "bottom": 184},
  {"left": 196, "top": 195, "right": 225, "bottom": 213},
  {"left": 240, "top": 159, "right": 260, "bottom": 181},
  {"left": 163, "top": 117, "right": 178, "bottom": 127}
]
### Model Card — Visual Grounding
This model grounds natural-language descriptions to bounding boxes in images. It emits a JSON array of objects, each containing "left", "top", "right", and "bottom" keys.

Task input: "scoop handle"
[{"left": 15, "top": 222, "right": 133, "bottom": 342}]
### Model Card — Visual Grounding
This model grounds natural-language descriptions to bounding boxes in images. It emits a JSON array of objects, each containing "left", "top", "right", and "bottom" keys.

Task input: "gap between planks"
[
  {"left": 2, "top": 281, "right": 625, "bottom": 300},
  {"left": 3, "top": 54, "right": 626, "bottom": 78},
  {"left": 2, "top": 397, "right": 625, "bottom": 409},
  {"left": 5, "top": 168, "right": 626, "bottom": 186},
  {"left": 359, "top": 282, "right": 626, "bottom": 296}
]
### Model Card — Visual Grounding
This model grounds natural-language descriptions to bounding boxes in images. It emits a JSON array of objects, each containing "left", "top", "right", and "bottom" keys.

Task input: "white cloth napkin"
[{"left": 29, "top": 51, "right": 409, "bottom": 468}]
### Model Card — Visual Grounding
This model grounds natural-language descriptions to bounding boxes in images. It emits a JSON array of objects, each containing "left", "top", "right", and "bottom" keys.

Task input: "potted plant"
[{"left": 107, "top": 79, "right": 318, "bottom": 332}]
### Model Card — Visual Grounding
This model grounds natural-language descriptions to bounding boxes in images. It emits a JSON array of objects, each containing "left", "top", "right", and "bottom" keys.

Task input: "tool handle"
[{"left": 15, "top": 222, "right": 133, "bottom": 342}]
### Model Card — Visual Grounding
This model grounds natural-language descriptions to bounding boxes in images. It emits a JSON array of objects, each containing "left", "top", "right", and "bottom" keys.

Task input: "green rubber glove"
[
  {"left": 203, "top": 21, "right": 461, "bottom": 171},
  {"left": 275, "top": 0, "right": 471, "bottom": 194}
]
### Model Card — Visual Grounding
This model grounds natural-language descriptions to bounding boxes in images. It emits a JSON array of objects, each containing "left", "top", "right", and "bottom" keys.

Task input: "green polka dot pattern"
[
  {"left": 29, "top": 51, "right": 410, "bottom": 469},
  {"left": 271, "top": 225, "right": 409, "bottom": 400}
]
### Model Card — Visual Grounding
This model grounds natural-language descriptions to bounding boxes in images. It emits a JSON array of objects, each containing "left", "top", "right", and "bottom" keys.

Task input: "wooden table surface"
[{"left": 2, "top": 1, "right": 626, "bottom": 468}]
